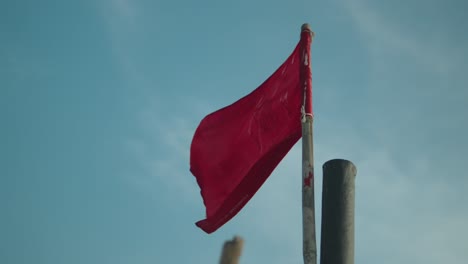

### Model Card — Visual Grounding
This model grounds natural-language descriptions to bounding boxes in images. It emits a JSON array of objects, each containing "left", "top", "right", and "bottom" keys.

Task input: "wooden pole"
[
  {"left": 320, "top": 159, "right": 357, "bottom": 264},
  {"left": 301, "top": 23, "right": 316, "bottom": 264},
  {"left": 219, "top": 236, "right": 244, "bottom": 264}
]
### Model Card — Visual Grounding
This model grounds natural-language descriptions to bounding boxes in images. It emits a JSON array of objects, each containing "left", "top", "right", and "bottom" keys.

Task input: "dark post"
[{"left": 320, "top": 159, "right": 357, "bottom": 264}]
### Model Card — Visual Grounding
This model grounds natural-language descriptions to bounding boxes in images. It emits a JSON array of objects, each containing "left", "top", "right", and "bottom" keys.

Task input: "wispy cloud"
[
  {"left": 99, "top": 0, "right": 147, "bottom": 87},
  {"left": 342, "top": 0, "right": 468, "bottom": 162},
  {"left": 323, "top": 1, "right": 468, "bottom": 262},
  {"left": 344, "top": 0, "right": 454, "bottom": 74},
  {"left": 358, "top": 154, "right": 468, "bottom": 263},
  {"left": 99, "top": 0, "right": 202, "bottom": 204},
  {"left": 125, "top": 103, "right": 202, "bottom": 203},
  {"left": 108, "top": 0, "right": 137, "bottom": 19}
]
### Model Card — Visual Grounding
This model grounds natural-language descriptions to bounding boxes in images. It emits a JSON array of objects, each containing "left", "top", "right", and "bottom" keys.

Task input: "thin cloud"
[
  {"left": 109, "top": 0, "right": 137, "bottom": 19},
  {"left": 99, "top": 0, "right": 146, "bottom": 86},
  {"left": 344, "top": 0, "right": 453, "bottom": 74},
  {"left": 125, "top": 102, "right": 201, "bottom": 202}
]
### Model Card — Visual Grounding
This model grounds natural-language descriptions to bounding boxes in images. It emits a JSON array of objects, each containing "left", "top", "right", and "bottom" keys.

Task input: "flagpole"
[{"left": 300, "top": 23, "right": 316, "bottom": 264}]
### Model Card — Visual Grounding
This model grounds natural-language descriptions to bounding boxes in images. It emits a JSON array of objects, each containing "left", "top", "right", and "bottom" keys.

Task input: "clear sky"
[{"left": 2, "top": 0, "right": 468, "bottom": 263}]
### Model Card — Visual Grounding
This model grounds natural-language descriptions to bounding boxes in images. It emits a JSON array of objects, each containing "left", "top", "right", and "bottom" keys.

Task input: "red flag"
[{"left": 190, "top": 31, "right": 312, "bottom": 233}]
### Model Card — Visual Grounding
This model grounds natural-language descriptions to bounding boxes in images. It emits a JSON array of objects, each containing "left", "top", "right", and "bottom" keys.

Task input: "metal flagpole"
[{"left": 300, "top": 23, "right": 316, "bottom": 264}]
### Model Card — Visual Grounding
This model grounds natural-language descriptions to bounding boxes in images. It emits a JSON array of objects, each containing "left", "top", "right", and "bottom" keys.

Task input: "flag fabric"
[{"left": 190, "top": 33, "right": 311, "bottom": 234}]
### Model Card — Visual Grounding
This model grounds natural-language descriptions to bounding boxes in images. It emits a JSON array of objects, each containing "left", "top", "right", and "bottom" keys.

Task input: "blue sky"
[{"left": 2, "top": 0, "right": 468, "bottom": 263}]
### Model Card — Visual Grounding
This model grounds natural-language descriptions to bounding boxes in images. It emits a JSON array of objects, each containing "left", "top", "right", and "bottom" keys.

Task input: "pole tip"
[{"left": 301, "top": 23, "right": 315, "bottom": 39}]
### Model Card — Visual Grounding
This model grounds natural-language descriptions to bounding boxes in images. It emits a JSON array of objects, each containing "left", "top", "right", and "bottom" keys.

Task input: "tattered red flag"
[{"left": 190, "top": 30, "right": 312, "bottom": 233}]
